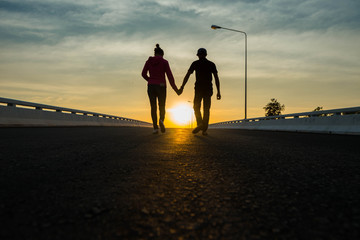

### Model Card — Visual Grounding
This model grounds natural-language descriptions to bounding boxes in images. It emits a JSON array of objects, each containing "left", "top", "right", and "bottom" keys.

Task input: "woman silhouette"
[{"left": 141, "top": 44, "right": 179, "bottom": 134}]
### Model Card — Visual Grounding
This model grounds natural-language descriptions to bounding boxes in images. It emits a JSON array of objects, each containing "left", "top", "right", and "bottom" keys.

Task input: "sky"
[{"left": 1, "top": 0, "right": 359, "bottom": 126}]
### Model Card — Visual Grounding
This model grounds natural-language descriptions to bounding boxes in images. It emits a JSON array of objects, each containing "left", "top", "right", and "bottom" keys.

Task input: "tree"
[
  {"left": 263, "top": 98, "right": 285, "bottom": 117},
  {"left": 312, "top": 106, "right": 325, "bottom": 117},
  {"left": 313, "top": 106, "right": 323, "bottom": 112}
]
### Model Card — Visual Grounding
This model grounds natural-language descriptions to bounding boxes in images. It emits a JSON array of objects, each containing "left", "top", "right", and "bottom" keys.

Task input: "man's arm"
[
  {"left": 178, "top": 71, "right": 192, "bottom": 95},
  {"left": 214, "top": 72, "right": 221, "bottom": 100}
]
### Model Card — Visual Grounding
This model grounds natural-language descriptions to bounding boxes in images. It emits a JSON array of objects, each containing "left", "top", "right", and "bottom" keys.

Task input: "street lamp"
[
  {"left": 211, "top": 25, "right": 248, "bottom": 119},
  {"left": 187, "top": 101, "right": 194, "bottom": 128}
]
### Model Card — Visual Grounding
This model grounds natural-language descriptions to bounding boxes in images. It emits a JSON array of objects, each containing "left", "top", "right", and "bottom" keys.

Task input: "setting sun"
[{"left": 169, "top": 103, "right": 194, "bottom": 128}]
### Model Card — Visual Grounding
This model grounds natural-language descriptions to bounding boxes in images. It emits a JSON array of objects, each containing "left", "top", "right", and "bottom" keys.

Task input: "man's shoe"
[
  {"left": 202, "top": 131, "right": 208, "bottom": 136},
  {"left": 159, "top": 120, "right": 166, "bottom": 133},
  {"left": 153, "top": 129, "right": 159, "bottom": 134},
  {"left": 192, "top": 125, "right": 203, "bottom": 134}
]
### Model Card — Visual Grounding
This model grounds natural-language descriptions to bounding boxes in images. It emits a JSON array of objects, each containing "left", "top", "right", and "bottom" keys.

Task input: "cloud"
[{"left": 2, "top": 0, "right": 359, "bottom": 46}]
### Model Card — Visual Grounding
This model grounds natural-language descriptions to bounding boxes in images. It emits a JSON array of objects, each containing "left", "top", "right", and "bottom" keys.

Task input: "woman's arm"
[
  {"left": 165, "top": 62, "right": 178, "bottom": 92},
  {"left": 141, "top": 61, "right": 150, "bottom": 81}
]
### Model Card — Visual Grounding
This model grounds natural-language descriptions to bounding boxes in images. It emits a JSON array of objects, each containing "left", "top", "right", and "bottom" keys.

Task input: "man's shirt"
[{"left": 188, "top": 58, "right": 217, "bottom": 92}]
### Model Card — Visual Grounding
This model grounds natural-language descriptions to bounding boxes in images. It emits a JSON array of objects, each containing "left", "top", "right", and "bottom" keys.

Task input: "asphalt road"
[{"left": 0, "top": 127, "right": 359, "bottom": 240}]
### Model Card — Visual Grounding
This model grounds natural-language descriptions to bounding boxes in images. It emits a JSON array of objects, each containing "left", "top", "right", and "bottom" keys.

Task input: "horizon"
[{"left": 1, "top": 0, "right": 359, "bottom": 127}]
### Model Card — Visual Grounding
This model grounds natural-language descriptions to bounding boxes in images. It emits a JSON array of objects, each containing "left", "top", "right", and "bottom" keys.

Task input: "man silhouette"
[{"left": 178, "top": 48, "right": 221, "bottom": 135}]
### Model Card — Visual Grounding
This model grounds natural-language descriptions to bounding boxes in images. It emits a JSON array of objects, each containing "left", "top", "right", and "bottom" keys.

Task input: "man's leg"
[
  {"left": 202, "top": 94, "right": 212, "bottom": 132},
  {"left": 193, "top": 91, "right": 203, "bottom": 127},
  {"left": 147, "top": 85, "right": 158, "bottom": 130}
]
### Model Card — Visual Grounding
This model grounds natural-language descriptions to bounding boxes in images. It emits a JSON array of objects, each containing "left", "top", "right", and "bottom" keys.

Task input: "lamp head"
[{"left": 211, "top": 25, "right": 221, "bottom": 29}]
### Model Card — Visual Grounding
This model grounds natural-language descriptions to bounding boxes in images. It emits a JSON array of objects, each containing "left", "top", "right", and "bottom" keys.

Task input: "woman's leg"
[
  {"left": 147, "top": 85, "right": 158, "bottom": 129},
  {"left": 158, "top": 86, "right": 167, "bottom": 122}
]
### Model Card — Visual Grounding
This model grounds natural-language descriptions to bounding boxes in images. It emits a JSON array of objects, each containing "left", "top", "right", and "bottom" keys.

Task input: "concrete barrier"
[
  {"left": 210, "top": 107, "right": 360, "bottom": 135},
  {"left": 0, "top": 97, "right": 151, "bottom": 127}
]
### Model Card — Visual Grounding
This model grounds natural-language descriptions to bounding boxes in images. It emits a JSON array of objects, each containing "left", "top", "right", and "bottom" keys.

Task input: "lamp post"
[
  {"left": 188, "top": 101, "right": 194, "bottom": 128},
  {"left": 211, "top": 24, "right": 248, "bottom": 119}
]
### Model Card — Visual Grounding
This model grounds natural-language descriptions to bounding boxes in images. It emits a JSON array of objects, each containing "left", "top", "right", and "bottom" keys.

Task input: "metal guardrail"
[
  {"left": 211, "top": 106, "right": 360, "bottom": 126},
  {"left": 0, "top": 97, "right": 151, "bottom": 126}
]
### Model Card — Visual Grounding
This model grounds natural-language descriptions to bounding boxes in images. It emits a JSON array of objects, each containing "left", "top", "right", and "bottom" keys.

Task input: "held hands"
[
  {"left": 176, "top": 86, "right": 184, "bottom": 96},
  {"left": 217, "top": 92, "right": 221, "bottom": 100}
]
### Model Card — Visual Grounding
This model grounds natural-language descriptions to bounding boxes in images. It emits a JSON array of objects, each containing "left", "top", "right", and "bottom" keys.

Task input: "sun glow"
[{"left": 169, "top": 103, "right": 194, "bottom": 128}]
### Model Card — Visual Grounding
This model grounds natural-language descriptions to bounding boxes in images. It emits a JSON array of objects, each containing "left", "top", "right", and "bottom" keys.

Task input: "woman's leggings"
[{"left": 147, "top": 84, "right": 166, "bottom": 129}]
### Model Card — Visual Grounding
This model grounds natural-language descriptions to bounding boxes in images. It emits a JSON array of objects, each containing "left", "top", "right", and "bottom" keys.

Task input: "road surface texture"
[{"left": 0, "top": 127, "right": 359, "bottom": 240}]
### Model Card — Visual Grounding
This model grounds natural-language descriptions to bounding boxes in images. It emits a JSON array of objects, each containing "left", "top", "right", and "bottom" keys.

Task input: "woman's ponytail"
[{"left": 154, "top": 43, "right": 164, "bottom": 56}]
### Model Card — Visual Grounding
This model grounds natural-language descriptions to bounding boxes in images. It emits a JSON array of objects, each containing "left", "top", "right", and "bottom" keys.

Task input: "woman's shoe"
[
  {"left": 159, "top": 120, "right": 166, "bottom": 133},
  {"left": 192, "top": 125, "right": 203, "bottom": 134}
]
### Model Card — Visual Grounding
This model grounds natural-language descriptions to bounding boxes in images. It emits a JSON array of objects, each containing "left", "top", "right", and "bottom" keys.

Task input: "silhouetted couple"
[{"left": 141, "top": 44, "right": 221, "bottom": 135}]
